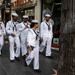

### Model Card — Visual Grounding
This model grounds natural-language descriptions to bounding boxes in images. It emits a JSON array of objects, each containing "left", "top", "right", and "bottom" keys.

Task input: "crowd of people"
[{"left": 0, "top": 13, "right": 54, "bottom": 73}]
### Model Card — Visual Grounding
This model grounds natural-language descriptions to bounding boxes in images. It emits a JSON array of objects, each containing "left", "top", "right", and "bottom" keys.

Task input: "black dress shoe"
[
  {"left": 39, "top": 52, "right": 42, "bottom": 55},
  {"left": 24, "top": 61, "right": 27, "bottom": 67},
  {"left": 23, "top": 53, "right": 29, "bottom": 59},
  {"left": 15, "top": 57, "right": 20, "bottom": 61},
  {"left": 46, "top": 56, "right": 53, "bottom": 59},
  {"left": 10, "top": 60, "right": 14, "bottom": 63},
  {"left": 0, "top": 54, "right": 1, "bottom": 56},
  {"left": 34, "top": 69, "right": 41, "bottom": 73},
  {"left": 22, "top": 55, "right": 25, "bottom": 59}
]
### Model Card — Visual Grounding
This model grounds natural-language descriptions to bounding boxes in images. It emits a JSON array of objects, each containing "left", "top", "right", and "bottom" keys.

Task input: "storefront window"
[
  {"left": 24, "top": 8, "right": 35, "bottom": 22},
  {"left": 42, "top": 0, "right": 54, "bottom": 20}
]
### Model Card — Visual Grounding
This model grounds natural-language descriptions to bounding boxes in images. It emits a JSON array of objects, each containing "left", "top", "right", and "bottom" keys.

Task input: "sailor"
[
  {"left": 40, "top": 14, "right": 53, "bottom": 58},
  {"left": 6, "top": 13, "right": 20, "bottom": 62},
  {"left": 25, "top": 20, "right": 41, "bottom": 73},
  {"left": 0, "top": 16, "right": 6, "bottom": 56},
  {"left": 19, "top": 15, "right": 30, "bottom": 58}
]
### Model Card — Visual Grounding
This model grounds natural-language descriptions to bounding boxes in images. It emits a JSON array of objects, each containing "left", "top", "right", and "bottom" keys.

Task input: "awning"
[{"left": 11, "top": 1, "right": 36, "bottom": 10}]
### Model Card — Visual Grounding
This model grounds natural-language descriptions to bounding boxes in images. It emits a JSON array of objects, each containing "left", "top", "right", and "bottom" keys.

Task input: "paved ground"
[{"left": 0, "top": 43, "right": 59, "bottom": 75}]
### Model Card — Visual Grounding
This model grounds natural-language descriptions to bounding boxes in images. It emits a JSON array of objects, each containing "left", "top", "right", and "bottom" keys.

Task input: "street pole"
[
  {"left": 4, "top": 0, "right": 6, "bottom": 24},
  {"left": 10, "top": 0, "right": 11, "bottom": 20}
]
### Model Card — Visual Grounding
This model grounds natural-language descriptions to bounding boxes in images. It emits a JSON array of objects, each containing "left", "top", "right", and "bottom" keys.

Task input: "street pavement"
[{"left": 0, "top": 43, "right": 59, "bottom": 75}]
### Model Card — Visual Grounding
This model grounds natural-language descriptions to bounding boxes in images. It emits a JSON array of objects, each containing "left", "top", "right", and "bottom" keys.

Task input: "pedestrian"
[
  {"left": 0, "top": 16, "right": 6, "bottom": 56},
  {"left": 6, "top": 13, "right": 20, "bottom": 62},
  {"left": 25, "top": 20, "right": 41, "bottom": 73},
  {"left": 39, "top": 14, "right": 53, "bottom": 58},
  {"left": 19, "top": 15, "right": 30, "bottom": 59}
]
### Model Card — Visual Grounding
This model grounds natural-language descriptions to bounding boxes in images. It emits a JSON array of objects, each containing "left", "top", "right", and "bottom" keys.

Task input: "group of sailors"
[{"left": 0, "top": 13, "right": 54, "bottom": 73}]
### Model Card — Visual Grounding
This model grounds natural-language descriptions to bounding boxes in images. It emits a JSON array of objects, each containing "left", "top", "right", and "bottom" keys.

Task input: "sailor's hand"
[
  {"left": 40, "top": 38, "right": 43, "bottom": 42},
  {"left": 28, "top": 46, "right": 34, "bottom": 51},
  {"left": 25, "top": 25, "right": 28, "bottom": 28},
  {"left": 11, "top": 34, "right": 15, "bottom": 37},
  {"left": 28, "top": 46, "right": 33, "bottom": 51}
]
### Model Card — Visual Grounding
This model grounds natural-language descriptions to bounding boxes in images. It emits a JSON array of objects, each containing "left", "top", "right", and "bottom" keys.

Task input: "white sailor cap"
[
  {"left": 32, "top": 20, "right": 39, "bottom": 23},
  {"left": 23, "top": 15, "right": 28, "bottom": 18},
  {"left": 45, "top": 14, "right": 51, "bottom": 17},
  {"left": 12, "top": 13, "right": 18, "bottom": 17}
]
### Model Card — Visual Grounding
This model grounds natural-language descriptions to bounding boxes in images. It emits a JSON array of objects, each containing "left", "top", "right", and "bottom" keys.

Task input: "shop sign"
[{"left": 11, "top": 0, "right": 33, "bottom": 7}]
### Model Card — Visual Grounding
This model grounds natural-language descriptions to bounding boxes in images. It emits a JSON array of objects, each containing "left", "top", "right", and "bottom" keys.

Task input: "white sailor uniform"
[
  {"left": 26, "top": 28, "right": 39, "bottom": 70},
  {"left": 0, "top": 22, "right": 6, "bottom": 55},
  {"left": 6, "top": 20, "right": 20, "bottom": 60},
  {"left": 19, "top": 21, "right": 30, "bottom": 56},
  {"left": 40, "top": 20, "right": 53, "bottom": 56}
]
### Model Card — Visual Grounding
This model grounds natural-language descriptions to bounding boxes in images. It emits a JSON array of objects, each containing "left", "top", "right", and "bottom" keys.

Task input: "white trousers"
[
  {"left": 9, "top": 36, "right": 20, "bottom": 60},
  {"left": 0, "top": 35, "right": 4, "bottom": 55},
  {"left": 20, "top": 35, "right": 27, "bottom": 56},
  {"left": 40, "top": 37, "right": 52, "bottom": 56},
  {"left": 26, "top": 44, "right": 39, "bottom": 70}
]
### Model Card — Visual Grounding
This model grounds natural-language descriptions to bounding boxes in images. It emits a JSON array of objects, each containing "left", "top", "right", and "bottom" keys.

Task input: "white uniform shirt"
[
  {"left": 19, "top": 21, "right": 30, "bottom": 37},
  {"left": 6, "top": 20, "right": 20, "bottom": 37},
  {"left": 27, "top": 28, "right": 39, "bottom": 47},
  {"left": 0, "top": 22, "right": 6, "bottom": 35},
  {"left": 40, "top": 20, "right": 53, "bottom": 39}
]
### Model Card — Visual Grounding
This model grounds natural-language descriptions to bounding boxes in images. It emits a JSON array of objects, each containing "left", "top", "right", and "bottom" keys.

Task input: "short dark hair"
[
  {"left": 30, "top": 23, "right": 38, "bottom": 28},
  {"left": 12, "top": 15, "right": 15, "bottom": 17}
]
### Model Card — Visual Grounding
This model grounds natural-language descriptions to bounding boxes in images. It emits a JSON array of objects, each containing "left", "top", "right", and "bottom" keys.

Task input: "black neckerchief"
[
  {"left": 45, "top": 22, "right": 51, "bottom": 31},
  {"left": 23, "top": 22, "right": 28, "bottom": 26},
  {"left": 12, "top": 21, "right": 17, "bottom": 31},
  {"left": 32, "top": 29, "right": 39, "bottom": 40}
]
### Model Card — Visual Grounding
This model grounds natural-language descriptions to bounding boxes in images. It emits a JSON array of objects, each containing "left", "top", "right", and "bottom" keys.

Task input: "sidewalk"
[{"left": 0, "top": 43, "right": 59, "bottom": 75}]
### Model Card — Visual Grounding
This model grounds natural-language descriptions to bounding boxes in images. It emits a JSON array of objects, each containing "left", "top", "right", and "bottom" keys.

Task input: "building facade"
[
  {"left": 0, "top": 0, "right": 11, "bottom": 23},
  {"left": 0, "top": 0, "right": 5, "bottom": 21},
  {"left": 11, "top": 0, "right": 41, "bottom": 22}
]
